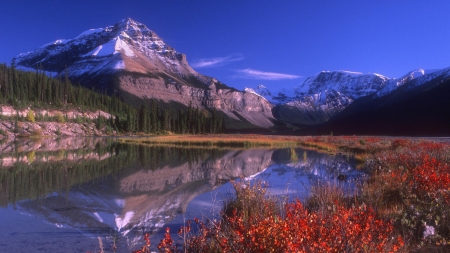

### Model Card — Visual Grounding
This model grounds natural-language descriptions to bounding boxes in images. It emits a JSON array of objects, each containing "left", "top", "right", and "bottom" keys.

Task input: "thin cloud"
[
  {"left": 192, "top": 54, "right": 244, "bottom": 68},
  {"left": 234, "top": 68, "right": 301, "bottom": 80}
]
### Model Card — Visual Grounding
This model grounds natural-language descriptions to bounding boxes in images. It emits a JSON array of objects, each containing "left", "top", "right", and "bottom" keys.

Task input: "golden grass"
[
  {"left": 118, "top": 134, "right": 391, "bottom": 156},
  {"left": 298, "top": 140, "right": 339, "bottom": 154},
  {"left": 119, "top": 134, "right": 304, "bottom": 148}
]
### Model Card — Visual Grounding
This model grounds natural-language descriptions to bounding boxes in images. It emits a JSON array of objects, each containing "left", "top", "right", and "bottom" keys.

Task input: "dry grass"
[
  {"left": 119, "top": 134, "right": 397, "bottom": 154},
  {"left": 119, "top": 134, "right": 303, "bottom": 148}
]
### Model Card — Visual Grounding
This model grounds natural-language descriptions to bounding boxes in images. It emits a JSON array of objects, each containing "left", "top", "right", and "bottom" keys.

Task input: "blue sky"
[{"left": 1, "top": 0, "right": 449, "bottom": 93}]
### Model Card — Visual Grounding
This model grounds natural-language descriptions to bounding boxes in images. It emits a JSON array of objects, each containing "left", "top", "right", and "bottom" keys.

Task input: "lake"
[{"left": 0, "top": 137, "right": 365, "bottom": 252}]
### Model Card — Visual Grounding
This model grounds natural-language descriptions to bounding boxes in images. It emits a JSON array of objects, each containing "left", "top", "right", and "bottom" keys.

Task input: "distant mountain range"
[
  {"left": 272, "top": 69, "right": 450, "bottom": 125},
  {"left": 14, "top": 18, "right": 450, "bottom": 135}
]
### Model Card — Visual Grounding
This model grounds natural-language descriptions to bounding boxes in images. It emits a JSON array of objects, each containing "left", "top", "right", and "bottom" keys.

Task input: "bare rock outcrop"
[{"left": 119, "top": 75, "right": 275, "bottom": 129}]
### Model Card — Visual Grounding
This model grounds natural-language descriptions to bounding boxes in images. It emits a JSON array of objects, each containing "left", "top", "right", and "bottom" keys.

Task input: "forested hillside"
[{"left": 0, "top": 64, "right": 224, "bottom": 135}]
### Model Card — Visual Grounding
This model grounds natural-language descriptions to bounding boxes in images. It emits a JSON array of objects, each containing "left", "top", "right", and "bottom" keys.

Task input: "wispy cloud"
[
  {"left": 234, "top": 68, "right": 301, "bottom": 80},
  {"left": 192, "top": 53, "right": 244, "bottom": 68}
]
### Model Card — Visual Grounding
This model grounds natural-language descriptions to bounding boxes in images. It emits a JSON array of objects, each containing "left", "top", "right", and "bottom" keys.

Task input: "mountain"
[
  {"left": 12, "top": 18, "right": 450, "bottom": 134},
  {"left": 273, "top": 71, "right": 390, "bottom": 125},
  {"left": 270, "top": 68, "right": 450, "bottom": 128},
  {"left": 14, "top": 18, "right": 275, "bottom": 130},
  {"left": 301, "top": 68, "right": 450, "bottom": 135}
]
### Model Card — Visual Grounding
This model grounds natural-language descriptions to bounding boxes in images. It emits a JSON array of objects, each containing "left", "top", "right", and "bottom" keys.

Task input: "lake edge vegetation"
[{"left": 132, "top": 136, "right": 449, "bottom": 252}]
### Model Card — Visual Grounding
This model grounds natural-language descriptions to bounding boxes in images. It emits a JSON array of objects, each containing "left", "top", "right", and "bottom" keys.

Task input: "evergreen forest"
[{"left": 0, "top": 64, "right": 224, "bottom": 134}]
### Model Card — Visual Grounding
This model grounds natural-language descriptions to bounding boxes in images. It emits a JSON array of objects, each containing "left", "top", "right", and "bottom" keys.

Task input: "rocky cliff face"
[
  {"left": 14, "top": 18, "right": 275, "bottom": 129},
  {"left": 119, "top": 75, "right": 274, "bottom": 128}
]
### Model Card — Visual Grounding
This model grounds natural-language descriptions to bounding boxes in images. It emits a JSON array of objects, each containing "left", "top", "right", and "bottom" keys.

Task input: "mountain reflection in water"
[{"left": 0, "top": 138, "right": 365, "bottom": 252}]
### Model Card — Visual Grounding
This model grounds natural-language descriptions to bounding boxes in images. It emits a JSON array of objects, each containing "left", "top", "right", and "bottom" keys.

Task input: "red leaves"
[
  {"left": 411, "top": 155, "right": 450, "bottom": 206},
  {"left": 391, "top": 139, "right": 411, "bottom": 149},
  {"left": 152, "top": 198, "right": 402, "bottom": 253},
  {"left": 158, "top": 227, "right": 176, "bottom": 252}
]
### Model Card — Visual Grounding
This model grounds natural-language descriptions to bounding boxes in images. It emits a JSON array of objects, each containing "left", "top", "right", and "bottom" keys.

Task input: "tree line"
[{"left": 0, "top": 64, "right": 224, "bottom": 134}]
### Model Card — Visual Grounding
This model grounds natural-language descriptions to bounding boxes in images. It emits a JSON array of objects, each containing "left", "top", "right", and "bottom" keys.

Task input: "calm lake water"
[{"left": 0, "top": 137, "right": 366, "bottom": 252}]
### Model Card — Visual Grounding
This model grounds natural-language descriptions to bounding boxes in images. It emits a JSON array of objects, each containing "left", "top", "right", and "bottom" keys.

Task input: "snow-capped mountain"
[
  {"left": 254, "top": 84, "right": 272, "bottom": 97},
  {"left": 374, "top": 68, "right": 449, "bottom": 97},
  {"left": 272, "top": 71, "right": 390, "bottom": 125},
  {"left": 308, "top": 67, "right": 450, "bottom": 136},
  {"left": 295, "top": 71, "right": 390, "bottom": 98},
  {"left": 14, "top": 18, "right": 275, "bottom": 129},
  {"left": 272, "top": 68, "right": 450, "bottom": 126},
  {"left": 15, "top": 18, "right": 196, "bottom": 80},
  {"left": 12, "top": 18, "right": 450, "bottom": 131}
]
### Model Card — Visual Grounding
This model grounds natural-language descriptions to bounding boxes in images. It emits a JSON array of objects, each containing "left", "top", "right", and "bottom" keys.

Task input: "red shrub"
[
  {"left": 160, "top": 201, "right": 403, "bottom": 253},
  {"left": 413, "top": 155, "right": 450, "bottom": 204}
]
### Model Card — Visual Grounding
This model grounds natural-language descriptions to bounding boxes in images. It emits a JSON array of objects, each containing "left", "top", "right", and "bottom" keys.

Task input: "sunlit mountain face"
[{"left": 14, "top": 18, "right": 276, "bottom": 130}]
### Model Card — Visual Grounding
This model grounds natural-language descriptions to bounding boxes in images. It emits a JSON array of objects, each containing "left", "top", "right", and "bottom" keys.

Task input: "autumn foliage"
[
  {"left": 133, "top": 137, "right": 450, "bottom": 252},
  {"left": 142, "top": 180, "right": 404, "bottom": 253},
  {"left": 364, "top": 139, "right": 450, "bottom": 247}
]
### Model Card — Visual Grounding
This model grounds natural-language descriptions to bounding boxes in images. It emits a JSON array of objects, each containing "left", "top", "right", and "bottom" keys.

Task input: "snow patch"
[
  {"left": 75, "top": 28, "right": 103, "bottom": 39},
  {"left": 154, "top": 219, "right": 165, "bottom": 228},
  {"left": 244, "top": 167, "right": 268, "bottom": 181},
  {"left": 115, "top": 199, "right": 125, "bottom": 208},
  {"left": 115, "top": 211, "right": 134, "bottom": 231},
  {"left": 41, "top": 39, "right": 68, "bottom": 48},
  {"left": 244, "top": 88, "right": 267, "bottom": 100},
  {"left": 339, "top": 70, "right": 363, "bottom": 76},
  {"left": 82, "top": 37, "right": 134, "bottom": 58},
  {"left": 114, "top": 37, "right": 135, "bottom": 57},
  {"left": 95, "top": 40, "right": 116, "bottom": 56},
  {"left": 114, "top": 60, "right": 125, "bottom": 69},
  {"left": 83, "top": 45, "right": 103, "bottom": 56},
  {"left": 93, "top": 212, "right": 103, "bottom": 222},
  {"left": 55, "top": 223, "right": 65, "bottom": 228},
  {"left": 412, "top": 69, "right": 425, "bottom": 78}
]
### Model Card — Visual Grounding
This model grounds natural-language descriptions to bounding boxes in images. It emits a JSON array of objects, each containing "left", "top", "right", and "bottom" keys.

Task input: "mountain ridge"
[
  {"left": 14, "top": 18, "right": 276, "bottom": 130},
  {"left": 12, "top": 18, "right": 450, "bottom": 134}
]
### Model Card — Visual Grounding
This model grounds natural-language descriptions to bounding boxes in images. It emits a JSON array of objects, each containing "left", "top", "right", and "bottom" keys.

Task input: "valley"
[{"left": 1, "top": 13, "right": 450, "bottom": 253}]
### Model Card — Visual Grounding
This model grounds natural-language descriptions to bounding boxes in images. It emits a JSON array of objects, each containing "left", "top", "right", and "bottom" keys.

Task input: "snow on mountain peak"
[
  {"left": 243, "top": 84, "right": 273, "bottom": 101},
  {"left": 39, "top": 39, "right": 69, "bottom": 49},
  {"left": 244, "top": 87, "right": 255, "bottom": 93},
  {"left": 75, "top": 28, "right": 103, "bottom": 39},
  {"left": 257, "top": 84, "right": 267, "bottom": 89},
  {"left": 119, "top": 17, "right": 140, "bottom": 28},
  {"left": 14, "top": 18, "right": 189, "bottom": 78},
  {"left": 297, "top": 70, "right": 390, "bottom": 100},
  {"left": 338, "top": 70, "right": 363, "bottom": 76}
]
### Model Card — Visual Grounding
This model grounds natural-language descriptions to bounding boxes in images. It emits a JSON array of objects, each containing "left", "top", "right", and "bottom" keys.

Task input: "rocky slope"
[
  {"left": 272, "top": 68, "right": 449, "bottom": 126},
  {"left": 14, "top": 18, "right": 275, "bottom": 129},
  {"left": 14, "top": 18, "right": 450, "bottom": 131}
]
